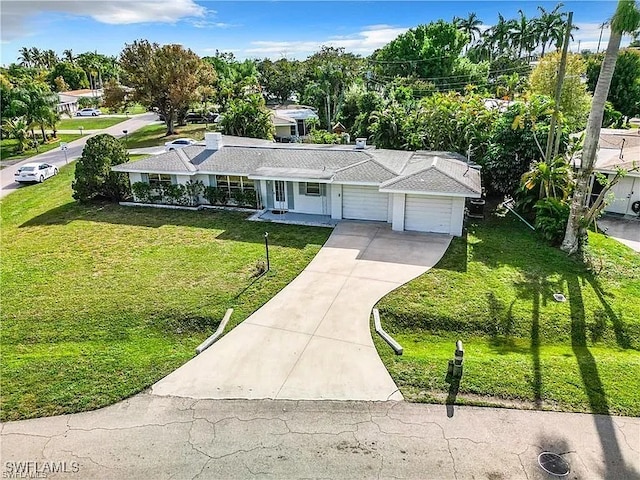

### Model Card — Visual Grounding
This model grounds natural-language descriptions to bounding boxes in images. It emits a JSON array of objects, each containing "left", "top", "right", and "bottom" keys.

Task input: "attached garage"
[
  {"left": 342, "top": 185, "right": 389, "bottom": 221},
  {"left": 404, "top": 195, "right": 453, "bottom": 234}
]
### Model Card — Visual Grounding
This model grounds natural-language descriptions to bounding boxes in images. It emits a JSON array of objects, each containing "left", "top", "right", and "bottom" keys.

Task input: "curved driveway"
[{"left": 153, "top": 222, "right": 452, "bottom": 401}]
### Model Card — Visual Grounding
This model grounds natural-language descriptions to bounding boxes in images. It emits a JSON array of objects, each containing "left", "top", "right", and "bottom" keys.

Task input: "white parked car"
[
  {"left": 76, "top": 108, "right": 102, "bottom": 117},
  {"left": 14, "top": 163, "right": 58, "bottom": 183},
  {"left": 164, "top": 138, "right": 197, "bottom": 151}
]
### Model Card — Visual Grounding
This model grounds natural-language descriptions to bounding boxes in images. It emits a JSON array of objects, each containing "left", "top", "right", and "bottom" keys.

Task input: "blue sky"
[{"left": 0, "top": 1, "right": 630, "bottom": 65}]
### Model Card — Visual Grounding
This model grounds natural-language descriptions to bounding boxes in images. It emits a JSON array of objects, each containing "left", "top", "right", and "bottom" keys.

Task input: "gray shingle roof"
[
  {"left": 113, "top": 149, "right": 197, "bottom": 173},
  {"left": 380, "top": 155, "right": 481, "bottom": 196},
  {"left": 333, "top": 159, "right": 397, "bottom": 183},
  {"left": 113, "top": 135, "right": 481, "bottom": 196}
]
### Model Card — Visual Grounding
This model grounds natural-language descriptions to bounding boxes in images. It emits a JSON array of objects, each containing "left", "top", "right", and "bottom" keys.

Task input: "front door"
[{"left": 273, "top": 180, "right": 287, "bottom": 210}]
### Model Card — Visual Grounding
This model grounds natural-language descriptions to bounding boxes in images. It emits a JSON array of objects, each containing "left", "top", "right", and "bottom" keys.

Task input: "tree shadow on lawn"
[
  {"left": 565, "top": 273, "right": 640, "bottom": 480},
  {"left": 18, "top": 201, "right": 329, "bottom": 249}
]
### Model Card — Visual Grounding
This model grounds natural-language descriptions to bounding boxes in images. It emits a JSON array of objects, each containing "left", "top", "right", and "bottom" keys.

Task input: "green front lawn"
[
  {"left": 57, "top": 117, "right": 126, "bottom": 130},
  {"left": 375, "top": 212, "right": 640, "bottom": 416},
  {"left": 0, "top": 165, "right": 331, "bottom": 421},
  {"left": 0, "top": 134, "right": 84, "bottom": 164},
  {"left": 126, "top": 122, "right": 215, "bottom": 149}
]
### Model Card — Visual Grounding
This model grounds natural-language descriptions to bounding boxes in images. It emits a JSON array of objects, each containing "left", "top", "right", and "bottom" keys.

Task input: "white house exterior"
[
  {"left": 270, "top": 107, "right": 319, "bottom": 142},
  {"left": 589, "top": 130, "right": 640, "bottom": 216},
  {"left": 112, "top": 133, "right": 482, "bottom": 236}
]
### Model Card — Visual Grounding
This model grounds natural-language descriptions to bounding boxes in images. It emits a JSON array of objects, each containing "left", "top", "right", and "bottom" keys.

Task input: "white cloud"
[
  {"left": 570, "top": 22, "right": 631, "bottom": 52},
  {"left": 1, "top": 0, "right": 206, "bottom": 42},
  {"left": 191, "top": 20, "right": 238, "bottom": 29},
  {"left": 243, "top": 24, "right": 409, "bottom": 58}
]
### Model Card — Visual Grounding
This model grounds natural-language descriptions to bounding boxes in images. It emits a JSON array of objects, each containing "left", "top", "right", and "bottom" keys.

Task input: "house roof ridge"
[{"left": 176, "top": 148, "right": 198, "bottom": 172}]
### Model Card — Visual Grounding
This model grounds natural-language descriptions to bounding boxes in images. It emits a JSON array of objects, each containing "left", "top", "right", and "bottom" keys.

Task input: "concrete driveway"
[
  {"left": 153, "top": 222, "right": 452, "bottom": 401},
  {"left": 598, "top": 215, "right": 640, "bottom": 252}
]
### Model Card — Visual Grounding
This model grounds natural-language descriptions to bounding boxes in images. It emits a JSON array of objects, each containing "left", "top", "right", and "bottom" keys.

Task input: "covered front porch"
[{"left": 249, "top": 209, "right": 339, "bottom": 228}]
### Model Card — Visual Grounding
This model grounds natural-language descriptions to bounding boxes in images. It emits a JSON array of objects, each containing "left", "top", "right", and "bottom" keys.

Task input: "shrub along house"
[{"left": 112, "top": 133, "right": 482, "bottom": 236}]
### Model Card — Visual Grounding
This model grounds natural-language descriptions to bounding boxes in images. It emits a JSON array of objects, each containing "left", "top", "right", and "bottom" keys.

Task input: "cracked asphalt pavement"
[{"left": 1, "top": 394, "right": 638, "bottom": 479}]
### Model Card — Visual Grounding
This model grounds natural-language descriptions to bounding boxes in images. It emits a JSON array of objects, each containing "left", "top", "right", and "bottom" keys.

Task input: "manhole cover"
[{"left": 538, "top": 452, "right": 570, "bottom": 476}]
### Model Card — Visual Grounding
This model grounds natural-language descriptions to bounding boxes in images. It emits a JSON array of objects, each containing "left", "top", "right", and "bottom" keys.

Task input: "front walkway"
[{"left": 152, "top": 222, "right": 452, "bottom": 401}]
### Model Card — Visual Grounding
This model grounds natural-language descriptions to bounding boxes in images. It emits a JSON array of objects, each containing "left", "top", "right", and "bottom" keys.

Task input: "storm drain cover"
[{"left": 538, "top": 452, "right": 571, "bottom": 476}]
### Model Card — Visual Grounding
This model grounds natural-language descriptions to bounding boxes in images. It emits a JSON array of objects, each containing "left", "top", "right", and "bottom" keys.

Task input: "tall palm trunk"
[{"left": 560, "top": 28, "right": 622, "bottom": 254}]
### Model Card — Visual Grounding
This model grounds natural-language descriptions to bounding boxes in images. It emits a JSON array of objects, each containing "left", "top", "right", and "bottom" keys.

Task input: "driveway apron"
[{"left": 152, "top": 222, "right": 452, "bottom": 401}]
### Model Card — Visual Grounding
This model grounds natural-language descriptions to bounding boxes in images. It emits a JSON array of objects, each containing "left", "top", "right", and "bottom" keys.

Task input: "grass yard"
[
  {"left": 57, "top": 117, "right": 126, "bottom": 130},
  {"left": 375, "top": 211, "right": 640, "bottom": 416},
  {"left": 126, "top": 122, "right": 215, "bottom": 149},
  {"left": 0, "top": 134, "right": 83, "bottom": 165},
  {"left": 0, "top": 164, "right": 331, "bottom": 421}
]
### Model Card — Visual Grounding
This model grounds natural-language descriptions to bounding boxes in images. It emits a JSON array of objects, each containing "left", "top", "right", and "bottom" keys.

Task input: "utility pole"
[{"left": 545, "top": 11, "right": 573, "bottom": 162}]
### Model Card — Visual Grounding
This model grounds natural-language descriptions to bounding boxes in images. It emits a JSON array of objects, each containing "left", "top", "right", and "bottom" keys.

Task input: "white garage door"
[
  {"left": 405, "top": 195, "right": 453, "bottom": 233},
  {"left": 342, "top": 185, "right": 389, "bottom": 221}
]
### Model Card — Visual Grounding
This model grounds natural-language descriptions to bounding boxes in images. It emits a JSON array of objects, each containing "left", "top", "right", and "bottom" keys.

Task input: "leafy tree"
[
  {"left": 102, "top": 79, "right": 130, "bottom": 113},
  {"left": 482, "top": 96, "right": 563, "bottom": 195},
  {"left": 528, "top": 51, "right": 592, "bottom": 131},
  {"left": 561, "top": 0, "right": 640, "bottom": 254},
  {"left": 258, "top": 58, "right": 301, "bottom": 103},
  {"left": 301, "top": 46, "right": 364, "bottom": 129},
  {"left": 221, "top": 94, "right": 274, "bottom": 139},
  {"left": 53, "top": 76, "right": 70, "bottom": 93},
  {"left": 47, "top": 62, "right": 89, "bottom": 91},
  {"left": 120, "top": 40, "right": 215, "bottom": 135},
  {"left": 372, "top": 21, "right": 467, "bottom": 81},
  {"left": 72, "top": 134, "right": 131, "bottom": 202},
  {"left": 585, "top": 49, "right": 640, "bottom": 118},
  {"left": 336, "top": 83, "right": 384, "bottom": 138},
  {"left": 204, "top": 52, "right": 258, "bottom": 110}
]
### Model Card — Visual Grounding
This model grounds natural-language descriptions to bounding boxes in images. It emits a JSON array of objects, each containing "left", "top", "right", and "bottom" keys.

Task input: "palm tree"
[
  {"left": 63, "top": 49, "right": 74, "bottom": 63},
  {"left": 2, "top": 117, "right": 30, "bottom": 153},
  {"left": 29, "top": 47, "right": 42, "bottom": 68},
  {"left": 522, "top": 157, "right": 572, "bottom": 199},
  {"left": 561, "top": 0, "right": 640, "bottom": 254},
  {"left": 511, "top": 10, "right": 536, "bottom": 57},
  {"left": 489, "top": 14, "right": 516, "bottom": 57},
  {"left": 455, "top": 12, "right": 483, "bottom": 50},
  {"left": 18, "top": 47, "right": 32, "bottom": 67},
  {"left": 535, "top": 4, "right": 566, "bottom": 56}
]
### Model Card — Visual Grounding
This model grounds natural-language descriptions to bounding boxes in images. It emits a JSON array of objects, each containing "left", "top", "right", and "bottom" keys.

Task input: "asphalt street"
[{"left": 0, "top": 113, "right": 159, "bottom": 199}]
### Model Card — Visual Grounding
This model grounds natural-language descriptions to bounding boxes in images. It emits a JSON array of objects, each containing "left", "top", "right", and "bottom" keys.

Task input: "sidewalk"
[{"left": 1, "top": 394, "right": 638, "bottom": 479}]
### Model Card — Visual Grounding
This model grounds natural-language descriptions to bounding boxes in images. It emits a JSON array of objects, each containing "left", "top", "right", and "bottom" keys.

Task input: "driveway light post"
[
  {"left": 79, "top": 126, "right": 84, "bottom": 136},
  {"left": 122, "top": 129, "right": 129, "bottom": 147},
  {"left": 264, "top": 232, "right": 270, "bottom": 271}
]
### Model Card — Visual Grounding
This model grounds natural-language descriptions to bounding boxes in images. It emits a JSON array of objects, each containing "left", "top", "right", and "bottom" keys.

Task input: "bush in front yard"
[
  {"left": 534, "top": 197, "right": 570, "bottom": 245},
  {"left": 72, "top": 134, "right": 131, "bottom": 202}
]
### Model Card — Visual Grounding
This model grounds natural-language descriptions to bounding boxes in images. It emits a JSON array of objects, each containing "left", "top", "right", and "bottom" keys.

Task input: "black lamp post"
[
  {"left": 122, "top": 129, "right": 129, "bottom": 147},
  {"left": 264, "top": 232, "right": 270, "bottom": 271}
]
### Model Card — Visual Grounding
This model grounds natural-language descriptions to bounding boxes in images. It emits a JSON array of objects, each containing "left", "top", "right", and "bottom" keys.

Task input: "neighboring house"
[
  {"left": 57, "top": 89, "right": 103, "bottom": 115},
  {"left": 112, "top": 133, "right": 482, "bottom": 236},
  {"left": 270, "top": 106, "right": 319, "bottom": 142},
  {"left": 590, "top": 129, "right": 640, "bottom": 216}
]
